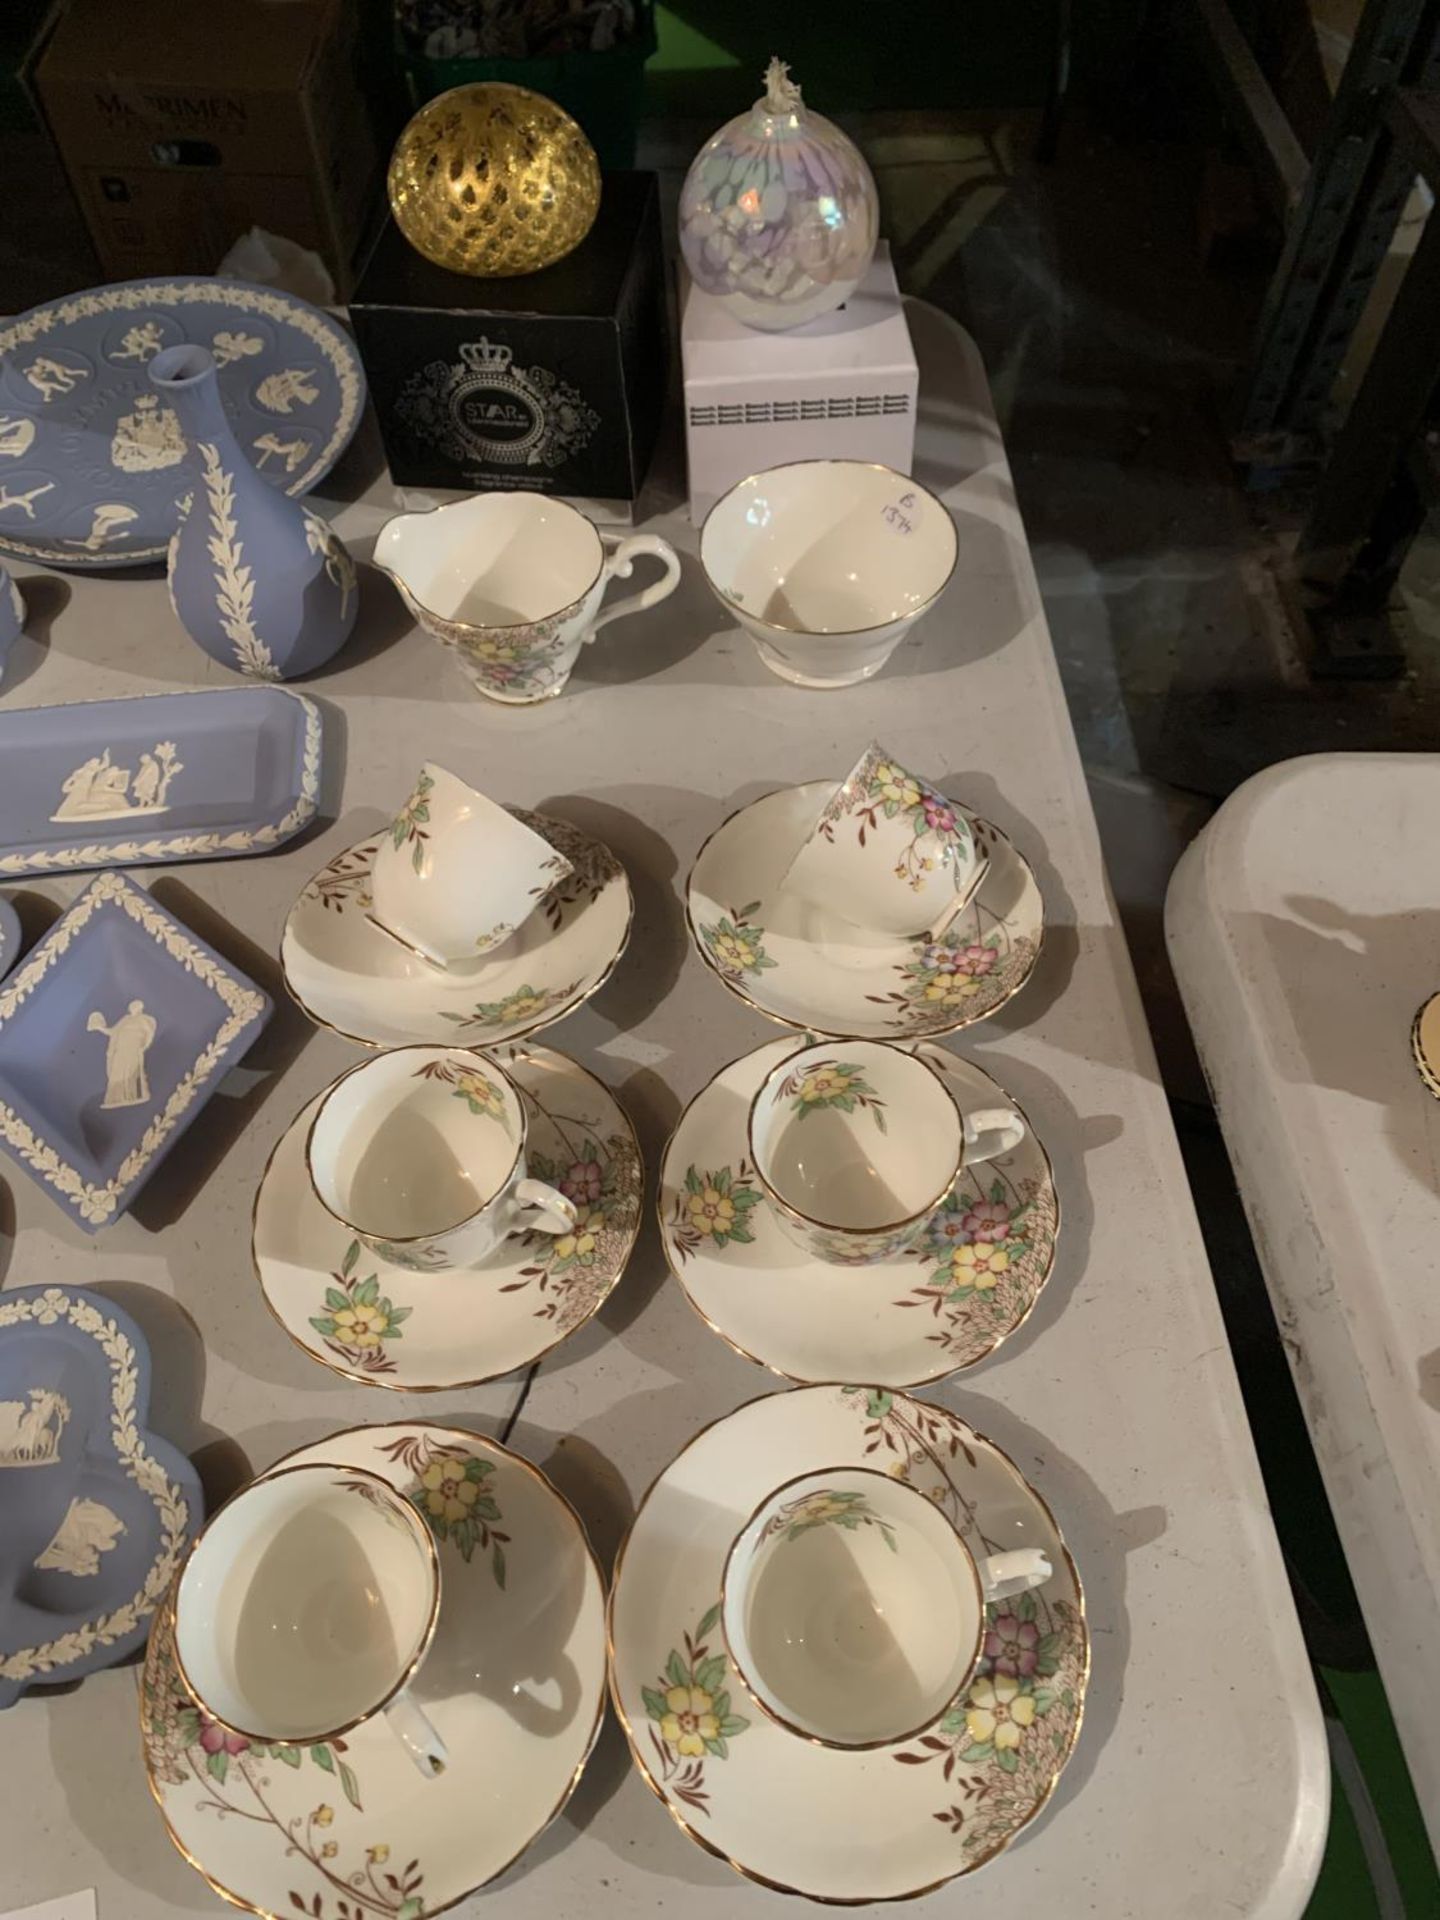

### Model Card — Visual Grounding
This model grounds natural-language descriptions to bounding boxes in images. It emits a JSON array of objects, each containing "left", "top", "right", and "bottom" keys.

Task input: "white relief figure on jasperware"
[
  {"left": 87, "top": 999, "right": 158, "bottom": 1110},
  {"left": 25, "top": 357, "right": 87, "bottom": 402},
  {"left": 63, "top": 502, "right": 140, "bottom": 553},
  {"left": 110, "top": 395, "right": 185, "bottom": 473},
  {"left": 256, "top": 367, "right": 319, "bottom": 413},
  {"left": 0, "top": 482, "right": 55, "bottom": 519},
  {"left": 0, "top": 1389, "right": 69, "bottom": 1467},
  {"left": 35, "top": 1496, "right": 126, "bottom": 1576},
  {"left": 211, "top": 330, "right": 264, "bottom": 368},
  {"left": 111, "top": 321, "right": 166, "bottom": 363},
  {"left": 0, "top": 416, "right": 36, "bottom": 460},
  {"left": 51, "top": 741, "right": 183, "bottom": 823},
  {"left": 252, "top": 431, "right": 309, "bottom": 473},
  {"left": 304, "top": 512, "right": 354, "bottom": 619}
]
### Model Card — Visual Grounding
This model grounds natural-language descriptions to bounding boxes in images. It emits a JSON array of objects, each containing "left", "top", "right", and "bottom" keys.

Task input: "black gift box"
[{"left": 349, "top": 171, "right": 668, "bottom": 501}]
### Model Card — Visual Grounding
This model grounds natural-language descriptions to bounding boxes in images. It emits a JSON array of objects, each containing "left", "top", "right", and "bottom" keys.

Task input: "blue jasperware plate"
[
  {"left": 0, "top": 894, "right": 18, "bottom": 985},
  {"left": 0, "top": 276, "right": 364, "bottom": 569},
  {"left": 0, "top": 1283, "right": 202, "bottom": 1706},
  {"left": 0, "top": 871, "right": 271, "bottom": 1230}
]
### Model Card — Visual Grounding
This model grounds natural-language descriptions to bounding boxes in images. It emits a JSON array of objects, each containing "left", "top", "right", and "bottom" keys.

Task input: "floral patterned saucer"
[
  {"left": 660, "top": 1037, "right": 1058, "bottom": 1386},
  {"left": 141, "top": 1420, "right": 606, "bottom": 1919},
  {"left": 687, "top": 783, "right": 1043, "bottom": 1039},
  {"left": 609, "top": 1385, "right": 1088, "bottom": 1903},
  {"left": 253, "top": 1043, "right": 642, "bottom": 1388},
  {"left": 281, "top": 810, "right": 632, "bottom": 1048}
]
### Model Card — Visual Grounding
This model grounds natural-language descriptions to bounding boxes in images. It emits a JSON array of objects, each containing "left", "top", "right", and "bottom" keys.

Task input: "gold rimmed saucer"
[
  {"left": 686, "top": 783, "right": 1043, "bottom": 1041},
  {"left": 140, "top": 1420, "right": 607, "bottom": 1920},
  {"left": 281, "top": 810, "right": 632, "bottom": 1049},
  {"left": 608, "top": 1384, "right": 1088, "bottom": 1903}
]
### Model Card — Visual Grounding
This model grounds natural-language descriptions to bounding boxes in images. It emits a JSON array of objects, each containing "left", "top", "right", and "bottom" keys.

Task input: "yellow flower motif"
[
  {"left": 313, "top": 1805, "right": 334, "bottom": 1827},
  {"left": 965, "top": 1674, "right": 1036, "bottom": 1751},
  {"left": 798, "top": 1067, "right": 857, "bottom": 1103},
  {"left": 875, "top": 763, "right": 922, "bottom": 810},
  {"left": 503, "top": 992, "right": 549, "bottom": 1021},
  {"left": 368, "top": 1844, "right": 390, "bottom": 1864},
  {"left": 792, "top": 1491, "right": 849, "bottom": 1524},
  {"left": 659, "top": 1685, "right": 719, "bottom": 1758},
  {"left": 687, "top": 1187, "right": 734, "bottom": 1237},
  {"left": 710, "top": 929, "right": 759, "bottom": 973},
  {"left": 421, "top": 1458, "right": 480, "bottom": 1525},
  {"left": 331, "top": 1301, "right": 390, "bottom": 1348},
  {"left": 924, "top": 970, "right": 981, "bottom": 1006},
  {"left": 554, "top": 1209, "right": 601, "bottom": 1263},
  {"left": 949, "top": 1242, "right": 1010, "bottom": 1291}
]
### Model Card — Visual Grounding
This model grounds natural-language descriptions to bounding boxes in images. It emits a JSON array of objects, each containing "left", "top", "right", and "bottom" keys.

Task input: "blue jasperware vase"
[
  {"left": 149, "top": 343, "right": 357, "bottom": 681},
  {"left": 0, "top": 563, "right": 23, "bottom": 685}
]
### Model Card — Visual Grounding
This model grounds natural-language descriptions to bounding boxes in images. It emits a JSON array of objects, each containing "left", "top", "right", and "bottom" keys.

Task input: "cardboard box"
[
  {"left": 681, "top": 243, "right": 918, "bottom": 524},
  {"left": 30, "top": 0, "right": 381, "bottom": 296},
  {"left": 350, "top": 171, "right": 668, "bottom": 506}
]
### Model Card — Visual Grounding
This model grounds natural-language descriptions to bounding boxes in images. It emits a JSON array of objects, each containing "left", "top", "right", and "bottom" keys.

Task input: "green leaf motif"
[
  {"left": 996, "top": 1747, "right": 1020, "bottom": 1774},
  {"left": 666, "top": 1649, "right": 687, "bottom": 1689},
  {"left": 205, "top": 1750, "right": 229, "bottom": 1784},
  {"left": 697, "top": 1602, "right": 721, "bottom": 1639},
  {"left": 309, "top": 1744, "right": 334, "bottom": 1774},
  {"left": 694, "top": 1655, "right": 727, "bottom": 1695},
  {"left": 338, "top": 1758, "right": 362, "bottom": 1811},
  {"left": 641, "top": 1686, "right": 668, "bottom": 1722},
  {"left": 341, "top": 1240, "right": 359, "bottom": 1276}
]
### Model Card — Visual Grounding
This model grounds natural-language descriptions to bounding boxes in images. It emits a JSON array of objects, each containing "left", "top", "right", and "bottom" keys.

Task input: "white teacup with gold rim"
[
  {"left": 305, "top": 1045, "right": 578, "bottom": 1272},
  {"left": 721, "top": 1465, "right": 1051, "bottom": 1749},
  {"left": 698, "top": 460, "right": 958, "bottom": 689},
  {"left": 747, "top": 1038, "right": 1025, "bottom": 1266},
  {"left": 374, "top": 492, "right": 682, "bottom": 705},
  {"left": 780, "top": 742, "right": 988, "bottom": 940},
  {"left": 368, "top": 763, "right": 573, "bottom": 968},
  {"left": 171, "top": 1461, "right": 448, "bottom": 1777}
]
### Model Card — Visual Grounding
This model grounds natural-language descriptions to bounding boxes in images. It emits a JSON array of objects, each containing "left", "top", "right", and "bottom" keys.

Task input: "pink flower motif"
[
  {"left": 960, "top": 1200, "right": 1011, "bottom": 1242},
  {"left": 951, "top": 943, "right": 997, "bottom": 978},
  {"left": 198, "top": 1715, "right": 250, "bottom": 1757},
  {"left": 923, "top": 797, "right": 958, "bottom": 835},
  {"left": 983, "top": 1614, "right": 1040, "bottom": 1677},
  {"left": 562, "top": 1159, "right": 603, "bottom": 1204}
]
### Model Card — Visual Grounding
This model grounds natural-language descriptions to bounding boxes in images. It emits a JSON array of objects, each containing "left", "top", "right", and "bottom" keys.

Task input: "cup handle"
[
  {"left": 926, "top": 850, "right": 991, "bottom": 940},
  {"left": 512, "top": 1178, "right": 579, "bottom": 1236},
  {"left": 961, "top": 1106, "right": 1027, "bottom": 1166},
  {"left": 585, "top": 535, "right": 682, "bottom": 640},
  {"left": 384, "top": 1685, "right": 448, "bottom": 1777},
  {"left": 977, "top": 1548, "right": 1052, "bottom": 1602}
]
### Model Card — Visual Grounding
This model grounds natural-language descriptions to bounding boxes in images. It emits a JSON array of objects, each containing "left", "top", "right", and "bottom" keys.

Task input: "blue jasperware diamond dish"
[
  {"left": 0, "top": 871, "right": 271, "bottom": 1230},
  {"left": 0, "top": 1283, "right": 202, "bottom": 1707}
]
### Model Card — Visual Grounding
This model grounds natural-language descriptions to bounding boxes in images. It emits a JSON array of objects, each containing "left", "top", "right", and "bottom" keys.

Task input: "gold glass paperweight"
[{"left": 387, "top": 82, "right": 602, "bottom": 278}]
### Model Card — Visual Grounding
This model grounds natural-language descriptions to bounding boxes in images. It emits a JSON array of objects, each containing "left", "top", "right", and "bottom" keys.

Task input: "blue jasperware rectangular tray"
[
  {"left": 0, "top": 872, "right": 271, "bottom": 1229},
  {"left": 0, "top": 686, "right": 321, "bottom": 877}
]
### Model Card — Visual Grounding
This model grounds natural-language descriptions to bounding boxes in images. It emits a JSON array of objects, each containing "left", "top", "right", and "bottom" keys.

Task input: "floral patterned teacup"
[
  {"left": 781, "top": 743, "right": 987, "bottom": 940},
  {"left": 699, "top": 461, "right": 958, "bottom": 688},
  {"left": 374, "top": 493, "right": 681, "bottom": 705},
  {"left": 368, "top": 763, "right": 572, "bottom": 968},
  {"left": 721, "top": 1465, "right": 1050, "bottom": 1748},
  {"left": 172, "top": 1462, "right": 448, "bottom": 1776},
  {"left": 305, "top": 1045, "right": 577, "bottom": 1272},
  {"left": 747, "top": 1038, "right": 1024, "bottom": 1266}
]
